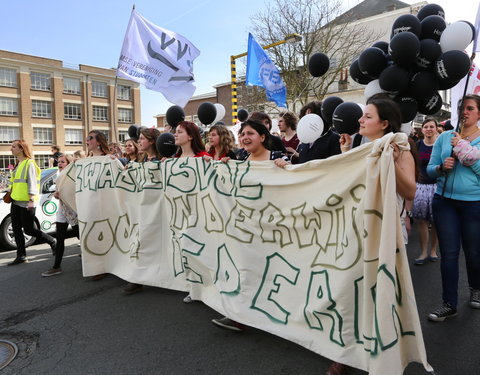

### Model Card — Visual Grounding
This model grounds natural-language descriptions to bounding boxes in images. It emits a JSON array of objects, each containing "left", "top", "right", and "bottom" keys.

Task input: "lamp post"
[{"left": 230, "top": 33, "right": 302, "bottom": 125}]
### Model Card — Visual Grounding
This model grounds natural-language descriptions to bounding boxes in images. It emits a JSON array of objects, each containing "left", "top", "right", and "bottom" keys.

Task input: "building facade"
[{"left": 0, "top": 50, "right": 141, "bottom": 170}]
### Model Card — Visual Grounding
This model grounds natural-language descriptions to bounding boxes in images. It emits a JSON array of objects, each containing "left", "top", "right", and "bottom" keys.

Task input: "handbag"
[{"left": 3, "top": 191, "right": 11, "bottom": 204}]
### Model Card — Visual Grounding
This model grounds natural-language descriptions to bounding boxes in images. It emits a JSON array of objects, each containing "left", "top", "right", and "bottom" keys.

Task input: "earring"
[{"left": 97, "top": 146, "right": 100, "bottom": 149}]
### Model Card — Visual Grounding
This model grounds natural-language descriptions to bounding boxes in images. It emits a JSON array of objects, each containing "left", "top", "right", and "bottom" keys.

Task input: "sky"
[{"left": 0, "top": 0, "right": 477, "bottom": 126}]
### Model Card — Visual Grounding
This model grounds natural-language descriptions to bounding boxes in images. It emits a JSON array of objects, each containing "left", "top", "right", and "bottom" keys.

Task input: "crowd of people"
[{"left": 4, "top": 93, "right": 480, "bottom": 375}]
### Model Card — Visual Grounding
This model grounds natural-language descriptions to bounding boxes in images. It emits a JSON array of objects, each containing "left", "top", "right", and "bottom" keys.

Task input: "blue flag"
[{"left": 245, "top": 33, "right": 287, "bottom": 108}]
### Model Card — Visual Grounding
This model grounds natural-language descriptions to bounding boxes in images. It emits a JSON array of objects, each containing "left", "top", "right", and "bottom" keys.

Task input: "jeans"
[
  {"left": 11, "top": 203, "right": 56, "bottom": 259},
  {"left": 432, "top": 194, "right": 480, "bottom": 307},
  {"left": 53, "top": 222, "right": 79, "bottom": 269}
]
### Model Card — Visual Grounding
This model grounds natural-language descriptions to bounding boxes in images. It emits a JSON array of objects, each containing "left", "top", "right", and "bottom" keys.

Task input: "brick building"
[{"left": 0, "top": 50, "right": 141, "bottom": 170}]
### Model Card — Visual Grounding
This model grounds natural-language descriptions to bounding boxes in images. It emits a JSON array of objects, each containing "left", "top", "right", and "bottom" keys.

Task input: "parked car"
[{"left": 0, "top": 168, "right": 59, "bottom": 250}]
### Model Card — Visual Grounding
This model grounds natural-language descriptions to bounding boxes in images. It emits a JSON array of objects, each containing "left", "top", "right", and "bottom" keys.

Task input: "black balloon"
[
  {"left": 379, "top": 65, "right": 410, "bottom": 94},
  {"left": 409, "top": 71, "right": 439, "bottom": 100},
  {"left": 197, "top": 102, "right": 217, "bottom": 125},
  {"left": 417, "top": 3, "right": 445, "bottom": 21},
  {"left": 391, "top": 14, "right": 422, "bottom": 37},
  {"left": 389, "top": 32, "right": 421, "bottom": 67},
  {"left": 372, "top": 41, "right": 389, "bottom": 54},
  {"left": 416, "top": 39, "right": 442, "bottom": 70},
  {"left": 358, "top": 47, "right": 387, "bottom": 78},
  {"left": 420, "top": 15, "right": 446, "bottom": 41},
  {"left": 166, "top": 105, "right": 185, "bottom": 126},
  {"left": 155, "top": 132, "right": 177, "bottom": 158},
  {"left": 418, "top": 93, "right": 443, "bottom": 115},
  {"left": 394, "top": 96, "right": 418, "bottom": 123},
  {"left": 437, "top": 76, "right": 460, "bottom": 90},
  {"left": 332, "top": 102, "right": 362, "bottom": 135},
  {"left": 321, "top": 96, "right": 344, "bottom": 126},
  {"left": 434, "top": 50, "right": 471, "bottom": 82},
  {"left": 308, "top": 53, "right": 330, "bottom": 77},
  {"left": 237, "top": 108, "right": 249, "bottom": 122},
  {"left": 349, "top": 59, "right": 373, "bottom": 84},
  {"left": 136, "top": 126, "right": 148, "bottom": 138},
  {"left": 128, "top": 124, "right": 139, "bottom": 139}
]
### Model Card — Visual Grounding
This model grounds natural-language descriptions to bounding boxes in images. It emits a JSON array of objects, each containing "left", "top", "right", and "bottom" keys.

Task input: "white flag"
[
  {"left": 117, "top": 10, "right": 201, "bottom": 106},
  {"left": 450, "top": 60, "right": 480, "bottom": 129},
  {"left": 473, "top": 2, "right": 480, "bottom": 53}
]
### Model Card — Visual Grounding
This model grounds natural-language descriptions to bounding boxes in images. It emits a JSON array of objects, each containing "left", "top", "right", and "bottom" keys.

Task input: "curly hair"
[
  {"left": 278, "top": 111, "right": 298, "bottom": 131},
  {"left": 299, "top": 101, "right": 322, "bottom": 118},
  {"left": 207, "top": 124, "right": 235, "bottom": 157}
]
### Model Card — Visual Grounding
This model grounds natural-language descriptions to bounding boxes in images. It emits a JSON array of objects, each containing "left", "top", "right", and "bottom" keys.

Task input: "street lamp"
[{"left": 229, "top": 33, "right": 302, "bottom": 124}]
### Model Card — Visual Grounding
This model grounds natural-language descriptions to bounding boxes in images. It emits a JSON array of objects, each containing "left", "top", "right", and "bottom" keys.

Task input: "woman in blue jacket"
[{"left": 427, "top": 94, "right": 480, "bottom": 322}]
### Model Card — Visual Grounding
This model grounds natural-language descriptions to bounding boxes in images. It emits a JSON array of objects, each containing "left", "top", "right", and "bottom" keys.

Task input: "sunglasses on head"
[{"left": 87, "top": 136, "right": 94, "bottom": 141}]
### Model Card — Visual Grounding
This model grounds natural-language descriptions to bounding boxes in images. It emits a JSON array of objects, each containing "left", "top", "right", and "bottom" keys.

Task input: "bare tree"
[{"left": 249, "top": 0, "right": 381, "bottom": 111}]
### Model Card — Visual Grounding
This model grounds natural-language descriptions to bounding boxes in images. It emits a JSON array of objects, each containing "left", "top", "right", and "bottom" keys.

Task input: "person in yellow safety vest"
[{"left": 7, "top": 140, "right": 56, "bottom": 266}]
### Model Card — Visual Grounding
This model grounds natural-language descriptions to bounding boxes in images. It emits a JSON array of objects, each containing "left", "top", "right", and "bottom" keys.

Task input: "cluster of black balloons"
[{"left": 349, "top": 3, "right": 475, "bottom": 122}]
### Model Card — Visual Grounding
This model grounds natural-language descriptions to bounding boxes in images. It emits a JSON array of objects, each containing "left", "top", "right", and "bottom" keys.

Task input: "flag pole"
[{"left": 112, "top": 4, "right": 136, "bottom": 144}]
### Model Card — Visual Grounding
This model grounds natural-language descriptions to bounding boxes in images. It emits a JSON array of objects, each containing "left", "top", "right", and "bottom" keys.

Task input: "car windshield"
[{"left": 41, "top": 168, "right": 58, "bottom": 180}]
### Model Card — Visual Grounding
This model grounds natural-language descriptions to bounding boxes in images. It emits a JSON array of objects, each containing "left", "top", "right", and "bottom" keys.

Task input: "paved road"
[{"left": 0, "top": 230, "right": 479, "bottom": 375}]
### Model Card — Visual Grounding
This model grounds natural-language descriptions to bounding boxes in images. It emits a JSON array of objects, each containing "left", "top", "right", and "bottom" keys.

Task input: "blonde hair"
[{"left": 73, "top": 150, "right": 86, "bottom": 159}]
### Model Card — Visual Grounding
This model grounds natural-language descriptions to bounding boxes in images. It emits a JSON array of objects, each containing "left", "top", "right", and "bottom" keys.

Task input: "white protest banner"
[
  {"left": 117, "top": 10, "right": 200, "bottom": 106},
  {"left": 58, "top": 133, "right": 432, "bottom": 375}
]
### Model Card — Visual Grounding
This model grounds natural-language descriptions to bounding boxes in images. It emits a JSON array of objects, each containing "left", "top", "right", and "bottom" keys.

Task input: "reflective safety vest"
[{"left": 10, "top": 159, "right": 41, "bottom": 202}]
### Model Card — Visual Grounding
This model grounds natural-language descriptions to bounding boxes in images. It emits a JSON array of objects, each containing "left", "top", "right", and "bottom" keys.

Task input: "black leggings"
[
  {"left": 53, "top": 222, "right": 79, "bottom": 269},
  {"left": 11, "top": 203, "right": 56, "bottom": 258}
]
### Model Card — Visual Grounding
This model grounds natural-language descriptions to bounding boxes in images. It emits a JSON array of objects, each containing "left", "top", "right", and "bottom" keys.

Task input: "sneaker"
[
  {"left": 469, "top": 288, "right": 480, "bottom": 309},
  {"left": 91, "top": 273, "right": 107, "bottom": 281},
  {"left": 211, "top": 317, "right": 246, "bottom": 332},
  {"left": 327, "top": 362, "right": 348, "bottom": 375},
  {"left": 123, "top": 282, "right": 143, "bottom": 295},
  {"left": 7, "top": 257, "right": 27, "bottom": 266},
  {"left": 183, "top": 294, "right": 193, "bottom": 303},
  {"left": 428, "top": 303, "right": 457, "bottom": 322},
  {"left": 41, "top": 268, "right": 62, "bottom": 277}
]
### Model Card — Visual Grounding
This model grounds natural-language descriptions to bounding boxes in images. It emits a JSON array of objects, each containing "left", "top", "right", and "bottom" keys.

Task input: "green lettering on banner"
[
  {"left": 291, "top": 202, "right": 333, "bottom": 249},
  {"left": 82, "top": 218, "right": 115, "bottom": 256},
  {"left": 113, "top": 214, "right": 139, "bottom": 256},
  {"left": 212, "top": 162, "right": 236, "bottom": 196},
  {"left": 115, "top": 165, "right": 138, "bottom": 192},
  {"left": 225, "top": 201, "right": 255, "bottom": 243},
  {"left": 166, "top": 158, "right": 197, "bottom": 193},
  {"left": 374, "top": 265, "right": 415, "bottom": 352},
  {"left": 353, "top": 276, "right": 378, "bottom": 354},
  {"left": 304, "top": 270, "right": 345, "bottom": 347},
  {"left": 201, "top": 194, "right": 224, "bottom": 233},
  {"left": 259, "top": 202, "right": 292, "bottom": 247},
  {"left": 194, "top": 157, "right": 216, "bottom": 191},
  {"left": 171, "top": 229, "right": 184, "bottom": 277},
  {"left": 180, "top": 234, "right": 205, "bottom": 284},
  {"left": 214, "top": 244, "right": 240, "bottom": 295},
  {"left": 251, "top": 253, "right": 300, "bottom": 324},
  {"left": 172, "top": 193, "right": 198, "bottom": 230},
  {"left": 143, "top": 162, "right": 163, "bottom": 190},
  {"left": 97, "top": 162, "right": 117, "bottom": 189},
  {"left": 234, "top": 161, "right": 263, "bottom": 200}
]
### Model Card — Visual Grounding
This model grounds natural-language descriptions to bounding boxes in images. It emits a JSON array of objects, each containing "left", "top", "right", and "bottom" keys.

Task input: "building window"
[
  {"left": 0, "top": 68, "right": 17, "bottom": 88},
  {"left": 35, "top": 155, "right": 51, "bottom": 169},
  {"left": 0, "top": 155, "right": 17, "bottom": 172},
  {"left": 117, "top": 85, "right": 131, "bottom": 100},
  {"left": 0, "top": 97, "right": 18, "bottom": 116},
  {"left": 33, "top": 127, "right": 53, "bottom": 145},
  {"left": 93, "top": 105, "right": 108, "bottom": 121},
  {"left": 32, "top": 100, "right": 52, "bottom": 118},
  {"left": 0, "top": 126, "right": 20, "bottom": 144},
  {"left": 118, "top": 131, "right": 128, "bottom": 143},
  {"left": 118, "top": 108, "right": 132, "bottom": 123},
  {"left": 31, "top": 72, "right": 51, "bottom": 91},
  {"left": 65, "top": 129, "right": 83, "bottom": 145},
  {"left": 64, "top": 103, "right": 82, "bottom": 120},
  {"left": 63, "top": 77, "right": 81, "bottom": 94},
  {"left": 92, "top": 81, "right": 108, "bottom": 98}
]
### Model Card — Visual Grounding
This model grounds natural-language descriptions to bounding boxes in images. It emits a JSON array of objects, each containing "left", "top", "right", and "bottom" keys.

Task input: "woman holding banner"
[
  {"left": 329, "top": 94, "right": 416, "bottom": 375},
  {"left": 427, "top": 94, "right": 480, "bottom": 322},
  {"left": 174, "top": 121, "right": 209, "bottom": 158}
]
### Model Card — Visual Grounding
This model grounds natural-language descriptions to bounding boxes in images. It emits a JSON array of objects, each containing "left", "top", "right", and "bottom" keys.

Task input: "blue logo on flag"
[{"left": 246, "top": 33, "right": 287, "bottom": 108}]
